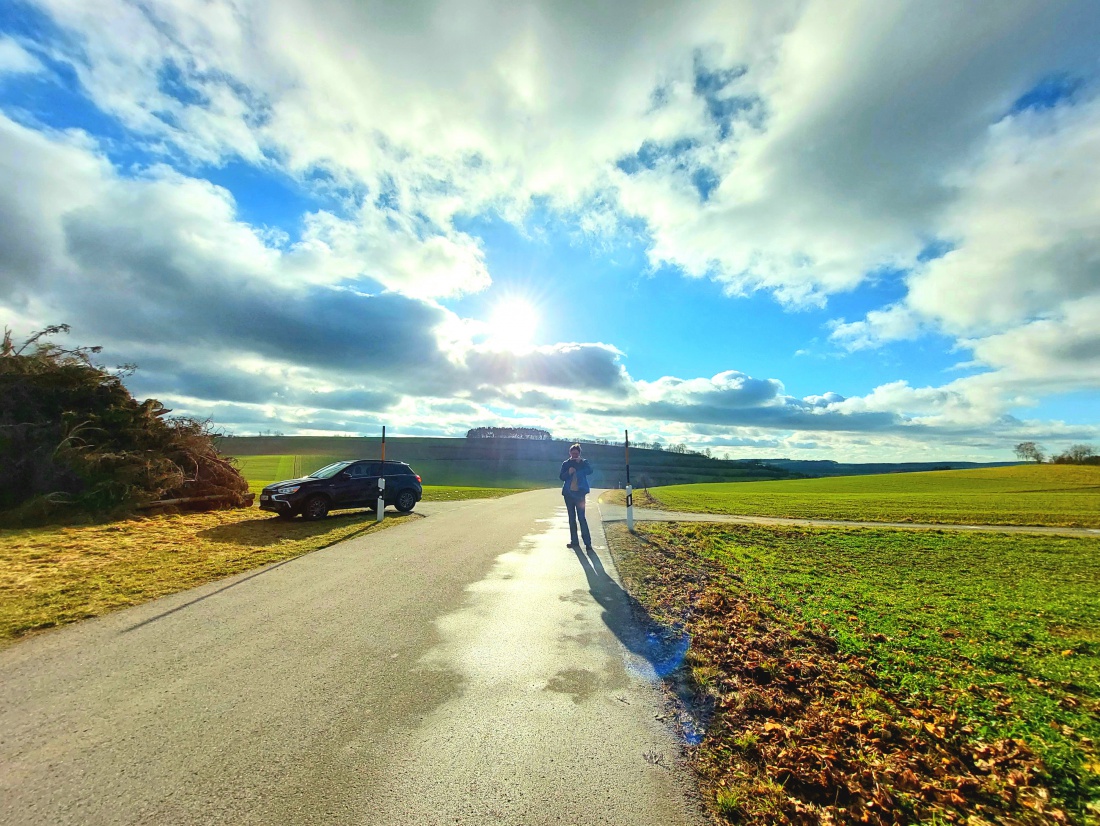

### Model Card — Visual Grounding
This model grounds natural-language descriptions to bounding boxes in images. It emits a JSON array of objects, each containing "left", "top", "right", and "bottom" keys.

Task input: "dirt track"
[{"left": 596, "top": 497, "right": 1100, "bottom": 539}]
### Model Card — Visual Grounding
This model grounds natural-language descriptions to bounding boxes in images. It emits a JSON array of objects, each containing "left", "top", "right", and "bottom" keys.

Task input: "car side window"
[{"left": 347, "top": 463, "right": 374, "bottom": 478}]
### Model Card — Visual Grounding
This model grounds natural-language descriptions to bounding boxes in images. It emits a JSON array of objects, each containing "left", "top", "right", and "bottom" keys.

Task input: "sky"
[{"left": 1, "top": 0, "right": 1098, "bottom": 462}]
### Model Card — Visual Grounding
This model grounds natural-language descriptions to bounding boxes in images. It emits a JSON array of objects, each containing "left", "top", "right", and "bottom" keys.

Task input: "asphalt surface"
[{"left": 0, "top": 489, "right": 705, "bottom": 826}]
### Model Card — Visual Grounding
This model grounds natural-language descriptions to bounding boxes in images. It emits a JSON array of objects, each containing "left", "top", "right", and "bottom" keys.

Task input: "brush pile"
[{"left": 0, "top": 326, "right": 250, "bottom": 525}]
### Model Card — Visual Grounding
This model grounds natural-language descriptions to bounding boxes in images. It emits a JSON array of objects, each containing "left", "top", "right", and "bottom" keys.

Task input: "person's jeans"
[{"left": 564, "top": 494, "right": 592, "bottom": 548}]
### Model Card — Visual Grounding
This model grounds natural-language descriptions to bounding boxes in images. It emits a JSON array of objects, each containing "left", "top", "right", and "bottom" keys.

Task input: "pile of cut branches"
[
  {"left": 0, "top": 325, "right": 249, "bottom": 525},
  {"left": 608, "top": 524, "right": 1070, "bottom": 825}
]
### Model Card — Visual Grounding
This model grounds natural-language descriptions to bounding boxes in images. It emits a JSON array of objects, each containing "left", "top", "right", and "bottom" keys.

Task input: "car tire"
[
  {"left": 395, "top": 489, "right": 417, "bottom": 513},
  {"left": 302, "top": 495, "right": 330, "bottom": 520}
]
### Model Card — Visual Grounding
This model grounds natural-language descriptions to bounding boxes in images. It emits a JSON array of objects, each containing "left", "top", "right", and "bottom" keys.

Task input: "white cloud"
[
  {"left": 284, "top": 208, "right": 489, "bottom": 297},
  {"left": 831, "top": 89, "right": 1100, "bottom": 402},
  {"left": 909, "top": 98, "right": 1100, "bottom": 336},
  {"left": 25, "top": 0, "right": 1100, "bottom": 312},
  {"left": 5, "top": 0, "right": 1100, "bottom": 458},
  {"left": 0, "top": 36, "right": 43, "bottom": 74},
  {"left": 963, "top": 295, "right": 1100, "bottom": 393}
]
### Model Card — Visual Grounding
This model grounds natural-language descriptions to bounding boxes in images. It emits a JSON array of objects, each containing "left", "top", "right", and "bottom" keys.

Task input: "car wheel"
[
  {"left": 302, "top": 495, "right": 330, "bottom": 520},
  {"left": 395, "top": 489, "right": 417, "bottom": 513}
]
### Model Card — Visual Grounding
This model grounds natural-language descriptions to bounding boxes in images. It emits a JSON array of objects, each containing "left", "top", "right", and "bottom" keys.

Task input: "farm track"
[{"left": 597, "top": 497, "right": 1100, "bottom": 538}]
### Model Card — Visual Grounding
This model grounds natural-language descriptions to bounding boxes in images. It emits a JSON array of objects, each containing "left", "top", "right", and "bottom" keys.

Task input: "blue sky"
[{"left": 1, "top": 0, "right": 1098, "bottom": 461}]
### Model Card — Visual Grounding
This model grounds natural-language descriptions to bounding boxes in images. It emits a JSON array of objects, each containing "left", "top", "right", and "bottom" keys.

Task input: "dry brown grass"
[{"left": 0, "top": 506, "right": 413, "bottom": 644}]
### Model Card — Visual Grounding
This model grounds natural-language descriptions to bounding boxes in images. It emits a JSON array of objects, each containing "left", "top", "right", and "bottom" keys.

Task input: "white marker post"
[
  {"left": 624, "top": 428, "right": 634, "bottom": 532},
  {"left": 376, "top": 425, "right": 386, "bottom": 523}
]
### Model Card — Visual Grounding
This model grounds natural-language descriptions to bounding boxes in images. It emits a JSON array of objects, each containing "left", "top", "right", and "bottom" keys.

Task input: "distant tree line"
[
  {"left": 1014, "top": 441, "right": 1098, "bottom": 465},
  {"left": 465, "top": 426, "right": 737, "bottom": 460},
  {"left": 466, "top": 426, "right": 552, "bottom": 440},
  {"left": 573, "top": 437, "right": 725, "bottom": 459}
]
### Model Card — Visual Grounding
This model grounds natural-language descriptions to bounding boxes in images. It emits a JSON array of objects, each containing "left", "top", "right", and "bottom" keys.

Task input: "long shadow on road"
[{"left": 571, "top": 546, "right": 706, "bottom": 744}]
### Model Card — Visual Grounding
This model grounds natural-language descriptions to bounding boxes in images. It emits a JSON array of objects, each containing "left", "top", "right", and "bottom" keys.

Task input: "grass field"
[
  {"left": 231, "top": 453, "right": 543, "bottom": 495},
  {"left": 606, "top": 465, "right": 1100, "bottom": 527},
  {"left": 217, "top": 435, "right": 803, "bottom": 489},
  {"left": 0, "top": 472, "right": 526, "bottom": 644},
  {"left": 231, "top": 454, "right": 529, "bottom": 501},
  {"left": 608, "top": 522, "right": 1100, "bottom": 824},
  {"left": 0, "top": 507, "right": 412, "bottom": 645}
]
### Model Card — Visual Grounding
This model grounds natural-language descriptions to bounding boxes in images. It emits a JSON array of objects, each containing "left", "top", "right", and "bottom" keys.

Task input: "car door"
[
  {"left": 332, "top": 462, "right": 376, "bottom": 506},
  {"left": 382, "top": 462, "right": 410, "bottom": 503}
]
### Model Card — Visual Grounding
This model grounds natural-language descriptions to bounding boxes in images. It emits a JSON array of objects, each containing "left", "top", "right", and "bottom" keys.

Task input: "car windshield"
[{"left": 308, "top": 461, "right": 353, "bottom": 479}]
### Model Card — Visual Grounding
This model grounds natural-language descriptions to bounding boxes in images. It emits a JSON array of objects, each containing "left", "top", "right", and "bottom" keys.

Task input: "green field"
[
  {"left": 626, "top": 465, "right": 1100, "bottom": 528},
  {"left": 231, "top": 451, "right": 557, "bottom": 492},
  {"left": 231, "top": 455, "right": 528, "bottom": 501},
  {"left": 217, "top": 435, "right": 802, "bottom": 489},
  {"left": 609, "top": 521, "right": 1100, "bottom": 824},
  {"left": 233, "top": 455, "right": 340, "bottom": 494}
]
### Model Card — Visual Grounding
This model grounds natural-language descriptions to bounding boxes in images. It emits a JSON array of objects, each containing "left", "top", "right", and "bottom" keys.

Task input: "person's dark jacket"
[{"left": 559, "top": 458, "right": 592, "bottom": 497}]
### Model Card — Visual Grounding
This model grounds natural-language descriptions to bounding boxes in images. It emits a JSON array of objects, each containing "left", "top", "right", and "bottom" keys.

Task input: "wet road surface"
[{"left": 0, "top": 489, "right": 704, "bottom": 825}]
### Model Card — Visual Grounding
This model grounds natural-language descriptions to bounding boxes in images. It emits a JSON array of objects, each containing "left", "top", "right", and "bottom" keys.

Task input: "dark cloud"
[
  {"left": 467, "top": 344, "right": 629, "bottom": 394},
  {"left": 592, "top": 397, "right": 905, "bottom": 433},
  {"left": 299, "top": 388, "right": 397, "bottom": 412},
  {"left": 61, "top": 199, "right": 453, "bottom": 377},
  {"left": 508, "top": 389, "right": 573, "bottom": 411},
  {"left": 585, "top": 373, "right": 907, "bottom": 434},
  {"left": 126, "top": 365, "right": 282, "bottom": 406}
]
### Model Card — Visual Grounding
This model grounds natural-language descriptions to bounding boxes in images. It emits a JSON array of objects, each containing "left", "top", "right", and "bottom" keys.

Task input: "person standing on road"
[{"left": 559, "top": 443, "right": 593, "bottom": 551}]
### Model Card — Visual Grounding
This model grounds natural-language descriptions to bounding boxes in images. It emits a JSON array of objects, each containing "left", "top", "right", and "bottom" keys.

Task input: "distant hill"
[
  {"left": 215, "top": 435, "right": 800, "bottom": 489},
  {"left": 753, "top": 458, "right": 1019, "bottom": 477},
  {"left": 216, "top": 436, "right": 1020, "bottom": 489}
]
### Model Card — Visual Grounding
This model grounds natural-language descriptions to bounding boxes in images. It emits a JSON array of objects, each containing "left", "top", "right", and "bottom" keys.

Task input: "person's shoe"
[
  {"left": 586, "top": 546, "right": 595, "bottom": 553},
  {"left": 566, "top": 542, "right": 579, "bottom": 549}
]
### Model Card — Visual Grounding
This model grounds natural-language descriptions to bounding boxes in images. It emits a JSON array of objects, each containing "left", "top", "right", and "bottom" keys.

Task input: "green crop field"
[
  {"left": 231, "top": 455, "right": 527, "bottom": 501},
  {"left": 608, "top": 521, "right": 1100, "bottom": 823},
  {"left": 217, "top": 435, "right": 803, "bottom": 489},
  {"left": 233, "top": 455, "right": 340, "bottom": 494},
  {"left": 230, "top": 451, "right": 562, "bottom": 492},
  {"left": 624, "top": 465, "right": 1100, "bottom": 528}
]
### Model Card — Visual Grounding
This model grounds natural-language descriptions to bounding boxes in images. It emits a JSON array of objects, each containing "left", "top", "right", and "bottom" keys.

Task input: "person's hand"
[{"left": 568, "top": 466, "right": 576, "bottom": 474}]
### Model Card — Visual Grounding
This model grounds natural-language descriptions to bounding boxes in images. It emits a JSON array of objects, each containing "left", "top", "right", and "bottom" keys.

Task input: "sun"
[{"left": 486, "top": 298, "right": 539, "bottom": 350}]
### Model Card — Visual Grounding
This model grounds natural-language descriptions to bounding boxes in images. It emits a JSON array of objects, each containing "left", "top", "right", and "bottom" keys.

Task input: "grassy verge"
[
  {"left": 603, "top": 465, "right": 1100, "bottom": 527},
  {"left": 606, "top": 522, "right": 1100, "bottom": 824},
  {"left": 0, "top": 484, "right": 528, "bottom": 646},
  {"left": 421, "top": 485, "right": 529, "bottom": 501},
  {"left": 0, "top": 507, "right": 412, "bottom": 645}
]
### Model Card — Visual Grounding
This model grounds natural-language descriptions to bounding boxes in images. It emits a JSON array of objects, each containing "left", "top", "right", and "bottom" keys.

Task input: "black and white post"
[
  {"left": 376, "top": 425, "right": 386, "bottom": 523},
  {"left": 624, "top": 428, "right": 634, "bottom": 531}
]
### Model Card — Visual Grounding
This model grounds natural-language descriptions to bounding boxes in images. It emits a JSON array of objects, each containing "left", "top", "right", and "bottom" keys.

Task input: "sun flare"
[{"left": 486, "top": 298, "right": 539, "bottom": 350}]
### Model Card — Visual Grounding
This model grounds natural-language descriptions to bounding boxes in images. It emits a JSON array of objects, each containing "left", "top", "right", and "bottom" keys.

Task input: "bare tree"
[
  {"left": 1052, "top": 444, "right": 1096, "bottom": 464},
  {"left": 1013, "top": 442, "right": 1044, "bottom": 463}
]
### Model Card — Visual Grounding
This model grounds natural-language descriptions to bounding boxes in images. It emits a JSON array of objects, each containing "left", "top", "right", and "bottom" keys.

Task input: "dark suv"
[{"left": 259, "top": 460, "right": 423, "bottom": 520}]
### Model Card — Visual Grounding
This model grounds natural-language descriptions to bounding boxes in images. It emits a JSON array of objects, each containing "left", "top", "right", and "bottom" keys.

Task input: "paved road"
[
  {"left": 599, "top": 500, "right": 1100, "bottom": 539},
  {"left": 0, "top": 490, "right": 704, "bottom": 826}
]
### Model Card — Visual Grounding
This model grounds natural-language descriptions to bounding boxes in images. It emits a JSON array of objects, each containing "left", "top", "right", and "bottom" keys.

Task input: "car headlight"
[{"left": 277, "top": 485, "right": 300, "bottom": 494}]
